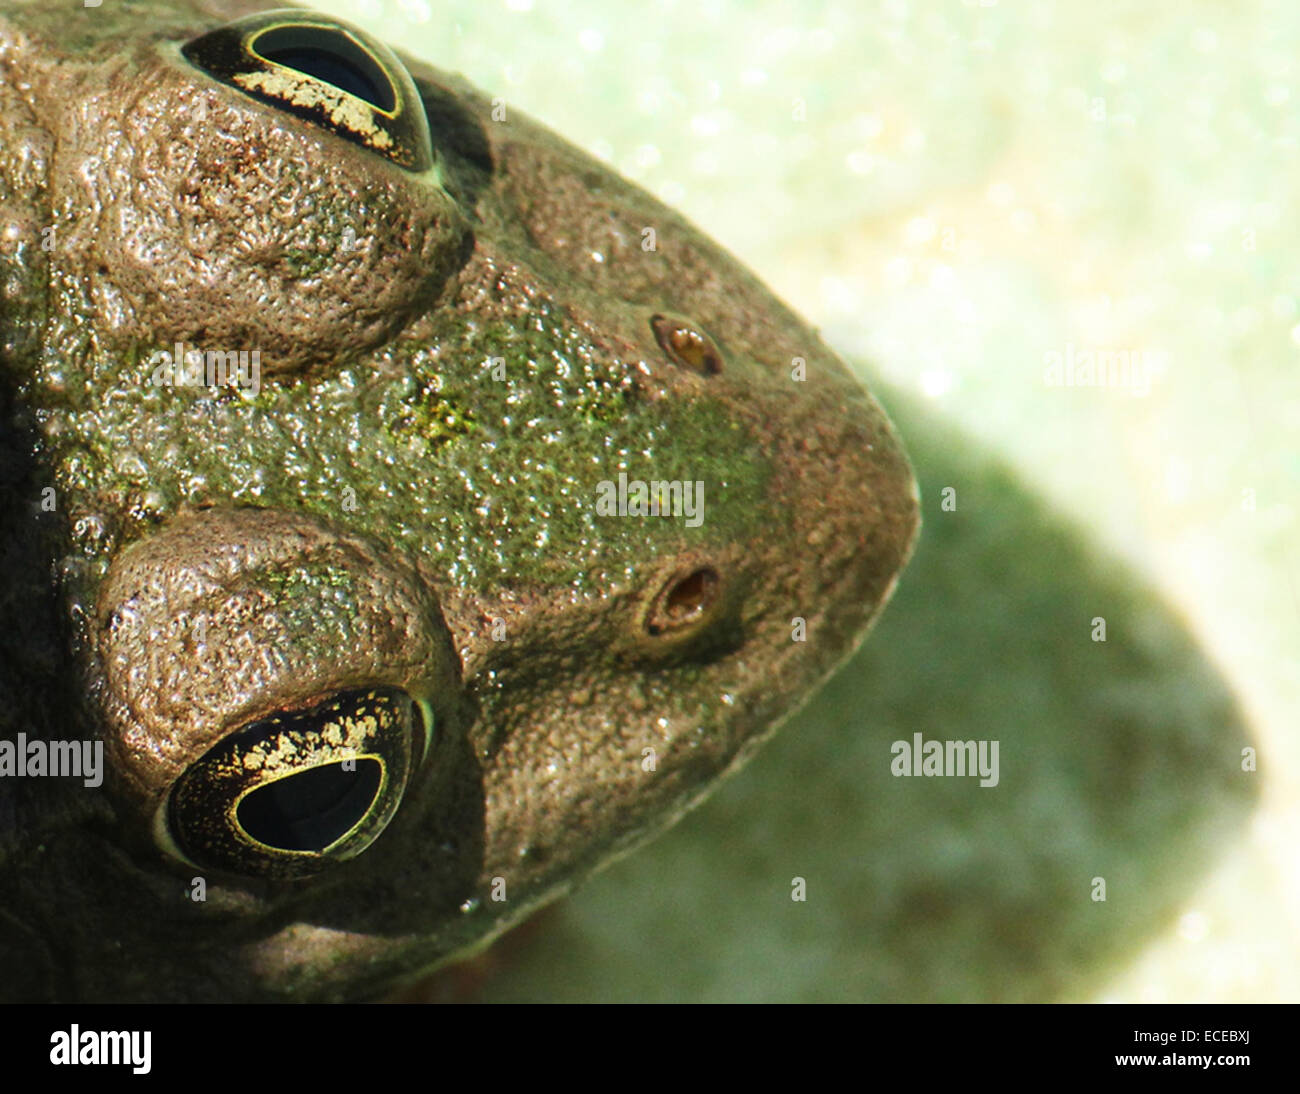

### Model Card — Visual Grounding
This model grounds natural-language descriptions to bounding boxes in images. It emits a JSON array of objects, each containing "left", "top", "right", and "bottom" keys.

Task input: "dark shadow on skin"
[
  {"left": 410, "top": 74, "right": 494, "bottom": 211},
  {"left": 16, "top": 680, "right": 488, "bottom": 1002},
  {"left": 1, "top": 372, "right": 490, "bottom": 999},
  {"left": 0, "top": 387, "right": 95, "bottom": 1001},
  {"left": 287, "top": 724, "right": 489, "bottom": 939},
  {"left": 211, "top": 729, "right": 491, "bottom": 1003},
  {"left": 439, "top": 380, "right": 1260, "bottom": 1002}
]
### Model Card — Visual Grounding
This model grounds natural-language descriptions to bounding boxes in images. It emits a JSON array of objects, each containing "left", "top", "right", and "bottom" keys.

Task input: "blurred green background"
[{"left": 315, "top": 0, "right": 1297, "bottom": 1001}]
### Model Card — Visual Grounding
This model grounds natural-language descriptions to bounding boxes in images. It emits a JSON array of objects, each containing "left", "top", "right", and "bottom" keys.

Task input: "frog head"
[{"left": 0, "top": 0, "right": 919, "bottom": 1000}]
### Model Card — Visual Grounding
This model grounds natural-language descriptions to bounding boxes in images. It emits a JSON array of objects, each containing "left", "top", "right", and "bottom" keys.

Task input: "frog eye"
[
  {"left": 182, "top": 11, "right": 434, "bottom": 171},
  {"left": 162, "top": 689, "right": 422, "bottom": 881},
  {"left": 95, "top": 508, "right": 457, "bottom": 885},
  {"left": 650, "top": 314, "right": 725, "bottom": 376}
]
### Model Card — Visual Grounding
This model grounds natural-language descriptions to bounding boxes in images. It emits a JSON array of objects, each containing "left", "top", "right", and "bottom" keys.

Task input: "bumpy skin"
[{"left": 0, "top": 0, "right": 919, "bottom": 1001}]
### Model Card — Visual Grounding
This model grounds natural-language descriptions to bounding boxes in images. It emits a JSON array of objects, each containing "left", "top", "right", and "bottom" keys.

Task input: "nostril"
[
  {"left": 647, "top": 567, "right": 721, "bottom": 636},
  {"left": 650, "top": 314, "right": 725, "bottom": 376},
  {"left": 665, "top": 568, "right": 719, "bottom": 621},
  {"left": 236, "top": 758, "right": 383, "bottom": 853}
]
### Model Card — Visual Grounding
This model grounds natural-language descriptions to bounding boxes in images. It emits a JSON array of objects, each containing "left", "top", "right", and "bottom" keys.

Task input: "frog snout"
[{"left": 92, "top": 508, "right": 458, "bottom": 881}]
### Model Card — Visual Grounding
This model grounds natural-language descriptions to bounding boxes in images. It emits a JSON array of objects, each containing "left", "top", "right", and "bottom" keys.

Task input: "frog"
[{"left": 0, "top": 0, "right": 919, "bottom": 1002}]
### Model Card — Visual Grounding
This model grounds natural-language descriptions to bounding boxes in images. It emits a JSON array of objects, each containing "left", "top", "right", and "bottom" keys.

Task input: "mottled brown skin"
[{"left": 0, "top": 0, "right": 919, "bottom": 1001}]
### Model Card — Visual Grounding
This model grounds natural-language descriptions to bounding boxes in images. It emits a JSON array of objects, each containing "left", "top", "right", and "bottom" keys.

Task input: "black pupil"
[
  {"left": 257, "top": 26, "right": 395, "bottom": 112},
  {"left": 237, "top": 759, "right": 382, "bottom": 852}
]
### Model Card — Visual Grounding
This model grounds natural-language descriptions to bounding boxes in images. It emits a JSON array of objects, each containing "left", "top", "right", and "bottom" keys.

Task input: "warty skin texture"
[{"left": 0, "top": 0, "right": 919, "bottom": 1001}]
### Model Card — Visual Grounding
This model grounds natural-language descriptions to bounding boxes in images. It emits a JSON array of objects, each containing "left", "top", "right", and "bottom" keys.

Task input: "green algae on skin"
[
  {"left": 0, "top": 0, "right": 920, "bottom": 1003},
  {"left": 45, "top": 315, "right": 775, "bottom": 594}
]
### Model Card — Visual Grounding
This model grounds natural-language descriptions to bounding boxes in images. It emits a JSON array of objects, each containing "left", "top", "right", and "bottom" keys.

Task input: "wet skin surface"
[{"left": 0, "top": 0, "right": 918, "bottom": 1001}]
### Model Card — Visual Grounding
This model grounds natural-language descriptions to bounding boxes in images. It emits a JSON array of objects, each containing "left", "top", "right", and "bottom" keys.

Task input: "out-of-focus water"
[{"left": 316, "top": 0, "right": 1298, "bottom": 1002}]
